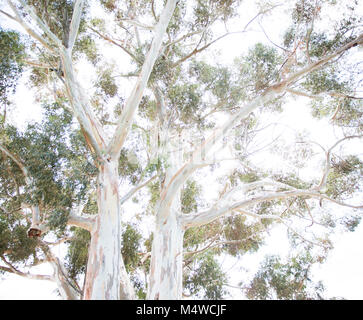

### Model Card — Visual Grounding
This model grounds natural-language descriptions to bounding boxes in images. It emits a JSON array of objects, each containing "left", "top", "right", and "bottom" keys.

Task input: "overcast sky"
[{"left": 0, "top": 0, "right": 362, "bottom": 300}]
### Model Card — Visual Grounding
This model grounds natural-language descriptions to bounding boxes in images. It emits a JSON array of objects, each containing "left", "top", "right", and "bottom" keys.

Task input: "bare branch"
[
  {"left": 287, "top": 88, "right": 363, "bottom": 100},
  {"left": 67, "top": 211, "right": 95, "bottom": 232},
  {"left": 171, "top": 5, "right": 282, "bottom": 67},
  {"left": 120, "top": 18, "right": 154, "bottom": 30},
  {"left": 259, "top": 21, "right": 288, "bottom": 52},
  {"left": 164, "top": 29, "right": 206, "bottom": 49},
  {"left": 171, "top": 31, "right": 246, "bottom": 68},
  {"left": 107, "top": 0, "right": 178, "bottom": 159},
  {"left": 120, "top": 175, "right": 157, "bottom": 205},
  {"left": 0, "top": 8, "right": 16, "bottom": 21},
  {"left": 23, "top": 59, "right": 52, "bottom": 69},
  {"left": 0, "top": 255, "right": 53, "bottom": 281},
  {"left": 88, "top": 26, "right": 141, "bottom": 63},
  {"left": 38, "top": 242, "right": 80, "bottom": 299},
  {"left": 182, "top": 189, "right": 363, "bottom": 229},
  {"left": 60, "top": 49, "right": 107, "bottom": 157},
  {"left": 6, "top": 0, "right": 56, "bottom": 53},
  {"left": 67, "top": 0, "right": 83, "bottom": 51},
  {"left": 16, "top": 0, "right": 62, "bottom": 47}
]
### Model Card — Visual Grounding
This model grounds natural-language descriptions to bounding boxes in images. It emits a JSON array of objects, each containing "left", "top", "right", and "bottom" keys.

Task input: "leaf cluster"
[
  {"left": 0, "top": 28, "right": 25, "bottom": 108},
  {"left": 244, "top": 253, "right": 325, "bottom": 300}
]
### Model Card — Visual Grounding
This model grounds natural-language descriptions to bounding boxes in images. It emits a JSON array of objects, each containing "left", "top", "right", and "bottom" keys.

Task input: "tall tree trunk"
[
  {"left": 82, "top": 160, "right": 134, "bottom": 300},
  {"left": 148, "top": 134, "right": 185, "bottom": 300},
  {"left": 147, "top": 206, "right": 184, "bottom": 300}
]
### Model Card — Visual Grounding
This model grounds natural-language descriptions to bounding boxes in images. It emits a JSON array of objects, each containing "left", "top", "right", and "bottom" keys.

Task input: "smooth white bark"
[
  {"left": 147, "top": 197, "right": 184, "bottom": 300},
  {"left": 83, "top": 160, "right": 134, "bottom": 300},
  {"left": 182, "top": 189, "right": 363, "bottom": 229},
  {"left": 68, "top": 0, "right": 84, "bottom": 50},
  {"left": 107, "top": 0, "right": 178, "bottom": 159}
]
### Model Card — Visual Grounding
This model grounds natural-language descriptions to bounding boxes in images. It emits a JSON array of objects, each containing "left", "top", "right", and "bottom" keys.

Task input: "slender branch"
[
  {"left": 120, "top": 175, "right": 157, "bottom": 205},
  {"left": 171, "top": 5, "right": 281, "bottom": 68},
  {"left": 120, "top": 18, "right": 154, "bottom": 30},
  {"left": 151, "top": 0, "right": 157, "bottom": 21},
  {"left": 287, "top": 88, "right": 363, "bottom": 100},
  {"left": 88, "top": 26, "right": 141, "bottom": 63},
  {"left": 171, "top": 31, "right": 245, "bottom": 68},
  {"left": 23, "top": 59, "right": 52, "bottom": 69},
  {"left": 164, "top": 29, "right": 206, "bottom": 49},
  {"left": 259, "top": 21, "right": 288, "bottom": 52},
  {"left": 0, "top": 8, "right": 16, "bottom": 21},
  {"left": 278, "top": 217, "right": 331, "bottom": 248}
]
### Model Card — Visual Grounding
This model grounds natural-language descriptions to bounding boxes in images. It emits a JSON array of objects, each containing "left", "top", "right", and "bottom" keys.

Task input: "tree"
[{"left": 0, "top": 0, "right": 362, "bottom": 300}]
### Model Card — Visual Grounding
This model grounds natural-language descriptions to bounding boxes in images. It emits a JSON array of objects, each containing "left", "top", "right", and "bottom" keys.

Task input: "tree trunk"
[
  {"left": 82, "top": 160, "right": 134, "bottom": 300},
  {"left": 147, "top": 138, "right": 185, "bottom": 299},
  {"left": 147, "top": 207, "right": 185, "bottom": 300}
]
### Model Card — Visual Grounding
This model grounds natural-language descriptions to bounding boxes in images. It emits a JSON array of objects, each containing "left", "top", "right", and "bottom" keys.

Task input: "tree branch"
[
  {"left": 38, "top": 242, "right": 80, "bottom": 299},
  {"left": 67, "top": 0, "right": 83, "bottom": 51},
  {"left": 0, "top": 143, "right": 43, "bottom": 233},
  {"left": 6, "top": 0, "right": 56, "bottom": 53},
  {"left": 0, "top": 255, "right": 53, "bottom": 281},
  {"left": 66, "top": 212, "right": 95, "bottom": 232},
  {"left": 171, "top": 31, "right": 246, "bottom": 68},
  {"left": 120, "top": 175, "right": 157, "bottom": 205},
  {"left": 106, "top": 0, "right": 177, "bottom": 160},
  {"left": 0, "top": 8, "right": 16, "bottom": 21},
  {"left": 0, "top": 143, "right": 30, "bottom": 183},
  {"left": 60, "top": 48, "right": 107, "bottom": 157},
  {"left": 160, "top": 33, "right": 363, "bottom": 223},
  {"left": 120, "top": 18, "right": 154, "bottom": 30},
  {"left": 287, "top": 88, "right": 363, "bottom": 100},
  {"left": 23, "top": 59, "right": 52, "bottom": 69},
  {"left": 171, "top": 4, "right": 281, "bottom": 68},
  {"left": 276, "top": 33, "right": 363, "bottom": 90},
  {"left": 88, "top": 26, "right": 141, "bottom": 63},
  {"left": 16, "top": 0, "right": 62, "bottom": 47},
  {"left": 182, "top": 188, "right": 363, "bottom": 229}
]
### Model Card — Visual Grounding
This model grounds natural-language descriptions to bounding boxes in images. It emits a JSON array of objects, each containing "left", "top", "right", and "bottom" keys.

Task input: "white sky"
[{"left": 0, "top": 0, "right": 363, "bottom": 300}]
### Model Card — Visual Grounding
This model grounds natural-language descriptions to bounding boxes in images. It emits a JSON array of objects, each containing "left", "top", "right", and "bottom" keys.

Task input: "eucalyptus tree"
[{"left": 0, "top": 0, "right": 362, "bottom": 300}]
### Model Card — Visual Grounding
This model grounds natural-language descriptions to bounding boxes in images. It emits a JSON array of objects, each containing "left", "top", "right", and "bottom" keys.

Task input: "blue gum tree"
[{"left": 0, "top": 0, "right": 362, "bottom": 300}]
